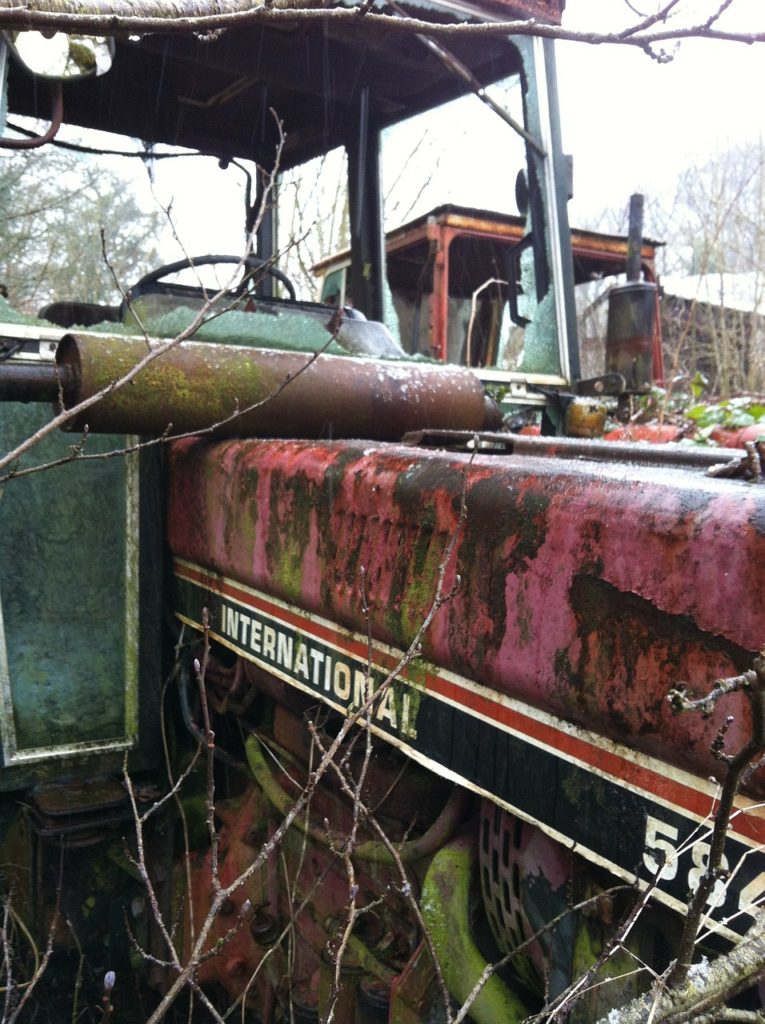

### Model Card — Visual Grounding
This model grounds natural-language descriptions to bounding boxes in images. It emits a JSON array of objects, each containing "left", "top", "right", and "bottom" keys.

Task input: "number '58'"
[{"left": 643, "top": 815, "right": 729, "bottom": 908}]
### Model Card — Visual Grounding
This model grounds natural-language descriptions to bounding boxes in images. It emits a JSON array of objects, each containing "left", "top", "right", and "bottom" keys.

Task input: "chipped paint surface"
[{"left": 167, "top": 437, "right": 765, "bottom": 794}]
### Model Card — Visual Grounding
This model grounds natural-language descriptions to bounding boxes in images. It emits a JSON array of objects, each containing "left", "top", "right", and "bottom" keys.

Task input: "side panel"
[
  {"left": 167, "top": 436, "right": 765, "bottom": 937},
  {"left": 0, "top": 402, "right": 163, "bottom": 785},
  {"left": 0, "top": 403, "right": 136, "bottom": 761}
]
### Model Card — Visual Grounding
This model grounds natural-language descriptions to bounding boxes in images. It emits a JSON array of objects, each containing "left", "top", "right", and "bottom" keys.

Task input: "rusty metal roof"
[
  {"left": 4, "top": 1, "right": 564, "bottom": 168},
  {"left": 313, "top": 203, "right": 663, "bottom": 284}
]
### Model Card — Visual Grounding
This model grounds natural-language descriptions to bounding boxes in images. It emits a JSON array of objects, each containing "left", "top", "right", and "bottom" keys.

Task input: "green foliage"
[
  {"left": 685, "top": 395, "right": 765, "bottom": 437},
  {"left": 626, "top": 384, "right": 691, "bottom": 422},
  {"left": 689, "top": 371, "right": 708, "bottom": 402},
  {"left": 613, "top": 376, "right": 765, "bottom": 446},
  {"left": 0, "top": 146, "right": 164, "bottom": 313}
]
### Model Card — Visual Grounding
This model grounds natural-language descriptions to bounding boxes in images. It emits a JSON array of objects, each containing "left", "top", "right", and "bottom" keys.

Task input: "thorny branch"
[
  {"left": 0, "top": 0, "right": 761, "bottom": 48},
  {"left": 594, "top": 648, "right": 765, "bottom": 1024}
]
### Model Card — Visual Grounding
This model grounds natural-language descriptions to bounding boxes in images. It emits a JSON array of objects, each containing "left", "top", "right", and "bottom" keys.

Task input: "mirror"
[{"left": 5, "top": 31, "right": 114, "bottom": 80}]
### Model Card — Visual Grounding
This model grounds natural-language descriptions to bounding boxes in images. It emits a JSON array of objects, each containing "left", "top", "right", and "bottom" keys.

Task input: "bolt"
[{"left": 250, "top": 910, "right": 279, "bottom": 946}]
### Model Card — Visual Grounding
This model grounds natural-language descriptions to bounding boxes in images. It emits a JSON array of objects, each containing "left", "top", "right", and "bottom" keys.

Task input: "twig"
[
  {"left": 667, "top": 649, "right": 765, "bottom": 987},
  {"left": 0, "top": 116, "right": 285, "bottom": 476},
  {"left": 598, "top": 650, "right": 765, "bottom": 1024},
  {"left": 5, "top": 874, "right": 61, "bottom": 1024},
  {"left": 143, "top": 443, "right": 474, "bottom": 1022},
  {"left": 0, "top": 322, "right": 340, "bottom": 484},
  {"left": 194, "top": 609, "right": 221, "bottom": 894},
  {"left": 703, "top": 0, "right": 736, "bottom": 31},
  {"left": 0, "top": 3, "right": 763, "bottom": 50},
  {"left": 543, "top": 878, "right": 661, "bottom": 1022},
  {"left": 617, "top": 0, "right": 682, "bottom": 39},
  {"left": 668, "top": 671, "right": 758, "bottom": 719},
  {"left": 123, "top": 761, "right": 183, "bottom": 973},
  {"left": 160, "top": 632, "right": 198, "bottom": 949}
]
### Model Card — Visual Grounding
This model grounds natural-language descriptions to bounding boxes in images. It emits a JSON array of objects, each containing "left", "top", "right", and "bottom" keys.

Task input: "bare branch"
[
  {"left": 667, "top": 653, "right": 765, "bottom": 988},
  {"left": 597, "top": 649, "right": 765, "bottom": 1024},
  {"left": 0, "top": 117, "right": 287, "bottom": 476},
  {"left": 0, "top": 2, "right": 763, "bottom": 49},
  {"left": 616, "top": 0, "right": 682, "bottom": 40}
]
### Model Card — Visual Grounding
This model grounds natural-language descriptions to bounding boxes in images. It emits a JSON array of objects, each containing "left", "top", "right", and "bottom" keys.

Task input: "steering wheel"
[{"left": 129, "top": 254, "right": 297, "bottom": 303}]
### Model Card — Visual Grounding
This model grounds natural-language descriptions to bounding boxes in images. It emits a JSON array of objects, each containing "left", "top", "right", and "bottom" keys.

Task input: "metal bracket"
[{"left": 574, "top": 373, "right": 626, "bottom": 398}]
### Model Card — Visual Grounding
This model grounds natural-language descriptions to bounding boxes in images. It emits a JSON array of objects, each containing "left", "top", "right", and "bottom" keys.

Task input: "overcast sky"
[
  {"left": 149, "top": 1, "right": 765, "bottom": 263},
  {"left": 556, "top": 1, "right": 765, "bottom": 232}
]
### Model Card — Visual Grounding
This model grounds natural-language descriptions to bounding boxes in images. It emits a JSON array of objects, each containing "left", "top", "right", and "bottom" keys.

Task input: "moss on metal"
[
  {"left": 265, "top": 469, "right": 316, "bottom": 605},
  {"left": 421, "top": 836, "right": 529, "bottom": 1024}
]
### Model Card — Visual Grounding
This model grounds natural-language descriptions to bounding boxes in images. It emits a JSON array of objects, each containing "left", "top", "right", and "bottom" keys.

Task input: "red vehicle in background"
[{"left": 315, "top": 202, "right": 663, "bottom": 378}]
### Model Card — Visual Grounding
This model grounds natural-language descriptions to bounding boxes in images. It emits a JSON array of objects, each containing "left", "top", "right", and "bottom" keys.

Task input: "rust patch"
[
  {"left": 265, "top": 469, "right": 317, "bottom": 604},
  {"left": 450, "top": 476, "right": 550, "bottom": 666},
  {"left": 561, "top": 574, "right": 755, "bottom": 783}
]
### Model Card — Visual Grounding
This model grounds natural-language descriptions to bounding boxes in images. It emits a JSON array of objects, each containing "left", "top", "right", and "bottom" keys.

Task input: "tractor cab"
[
  {"left": 0, "top": 0, "right": 574, "bottom": 780},
  {"left": 2, "top": 0, "right": 577, "bottom": 386}
]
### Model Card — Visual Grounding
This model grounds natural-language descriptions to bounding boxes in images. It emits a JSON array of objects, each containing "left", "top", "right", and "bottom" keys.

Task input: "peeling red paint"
[{"left": 168, "top": 437, "right": 765, "bottom": 793}]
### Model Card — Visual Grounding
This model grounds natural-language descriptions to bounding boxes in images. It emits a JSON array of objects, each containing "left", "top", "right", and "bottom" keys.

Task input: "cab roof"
[{"left": 5, "top": 0, "right": 564, "bottom": 168}]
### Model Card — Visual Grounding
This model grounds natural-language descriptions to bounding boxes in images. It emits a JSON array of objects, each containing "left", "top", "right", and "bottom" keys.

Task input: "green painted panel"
[{"left": 0, "top": 402, "right": 133, "bottom": 757}]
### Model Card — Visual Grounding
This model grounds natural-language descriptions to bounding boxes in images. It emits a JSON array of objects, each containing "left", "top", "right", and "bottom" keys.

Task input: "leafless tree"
[
  {"left": 0, "top": 147, "right": 165, "bottom": 312},
  {"left": 659, "top": 141, "right": 765, "bottom": 396}
]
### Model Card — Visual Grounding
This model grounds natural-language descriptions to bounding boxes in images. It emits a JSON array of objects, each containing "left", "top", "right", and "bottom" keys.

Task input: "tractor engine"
[{"left": 165, "top": 430, "right": 765, "bottom": 1022}]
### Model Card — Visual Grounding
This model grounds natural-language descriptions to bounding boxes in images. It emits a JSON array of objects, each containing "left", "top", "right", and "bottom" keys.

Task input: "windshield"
[{"left": 308, "top": 37, "right": 578, "bottom": 395}]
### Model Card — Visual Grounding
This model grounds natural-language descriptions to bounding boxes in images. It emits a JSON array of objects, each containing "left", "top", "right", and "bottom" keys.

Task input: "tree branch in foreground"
[
  {"left": 596, "top": 648, "right": 765, "bottom": 1024},
  {"left": 0, "top": 1, "right": 762, "bottom": 49}
]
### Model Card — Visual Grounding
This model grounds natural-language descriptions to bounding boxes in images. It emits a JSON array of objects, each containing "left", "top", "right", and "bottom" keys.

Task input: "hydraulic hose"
[
  {"left": 421, "top": 834, "right": 529, "bottom": 1024},
  {"left": 244, "top": 733, "right": 469, "bottom": 864}
]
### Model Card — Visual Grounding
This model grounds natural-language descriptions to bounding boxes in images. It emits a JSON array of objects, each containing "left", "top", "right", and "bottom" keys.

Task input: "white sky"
[
  {"left": 557, "top": 1, "right": 765, "bottom": 234},
  {"left": 145, "top": 1, "right": 765, "bottom": 265}
]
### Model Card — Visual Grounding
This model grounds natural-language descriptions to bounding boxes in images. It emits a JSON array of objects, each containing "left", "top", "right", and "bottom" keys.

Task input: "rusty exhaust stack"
[
  {"left": 605, "top": 194, "right": 657, "bottom": 391},
  {"left": 50, "top": 334, "right": 500, "bottom": 439}
]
